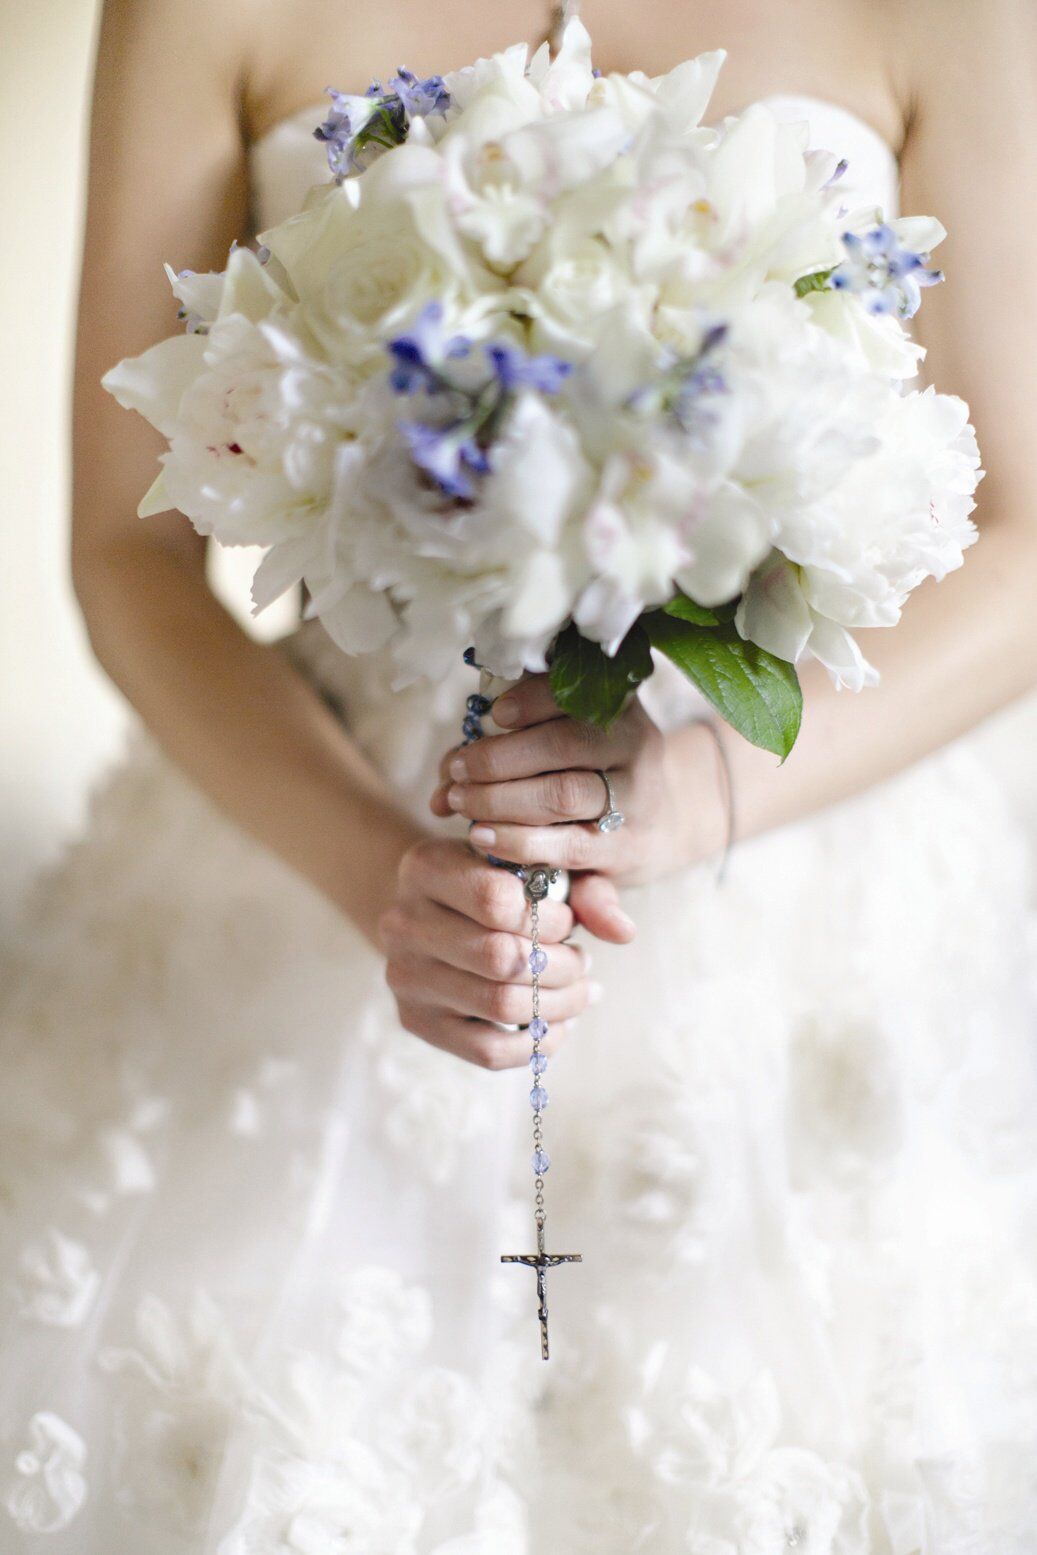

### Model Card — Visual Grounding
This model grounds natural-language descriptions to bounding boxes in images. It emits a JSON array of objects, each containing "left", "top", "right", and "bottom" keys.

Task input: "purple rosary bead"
[
  {"left": 529, "top": 947, "right": 548, "bottom": 975},
  {"left": 532, "top": 1148, "right": 551, "bottom": 1175},
  {"left": 528, "top": 1017, "right": 548, "bottom": 1041},
  {"left": 529, "top": 1051, "right": 548, "bottom": 1076},
  {"left": 530, "top": 1085, "right": 549, "bottom": 1110}
]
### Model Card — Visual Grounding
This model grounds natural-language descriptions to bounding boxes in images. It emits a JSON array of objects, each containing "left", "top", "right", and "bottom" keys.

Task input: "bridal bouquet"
[{"left": 103, "top": 19, "right": 980, "bottom": 758}]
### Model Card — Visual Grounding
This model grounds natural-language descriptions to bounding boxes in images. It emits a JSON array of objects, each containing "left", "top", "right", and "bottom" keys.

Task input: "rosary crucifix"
[
  {"left": 499, "top": 862, "right": 583, "bottom": 1359},
  {"left": 501, "top": 1237, "right": 583, "bottom": 1361}
]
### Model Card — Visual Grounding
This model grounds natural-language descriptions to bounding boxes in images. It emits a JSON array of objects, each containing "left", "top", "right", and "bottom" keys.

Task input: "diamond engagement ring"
[{"left": 594, "top": 770, "right": 625, "bottom": 832}]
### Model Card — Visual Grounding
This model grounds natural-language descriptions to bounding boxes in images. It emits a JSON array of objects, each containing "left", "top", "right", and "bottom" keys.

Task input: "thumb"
[{"left": 567, "top": 871, "right": 637, "bottom": 945}]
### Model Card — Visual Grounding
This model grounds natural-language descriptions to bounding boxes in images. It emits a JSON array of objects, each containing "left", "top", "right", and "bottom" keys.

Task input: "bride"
[{"left": 3, "top": 0, "right": 1037, "bottom": 1549}]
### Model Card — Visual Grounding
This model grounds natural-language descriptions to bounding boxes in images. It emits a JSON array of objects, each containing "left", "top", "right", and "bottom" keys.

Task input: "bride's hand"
[
  {"left": 377, "top": 837, "right": 597, "bottom": 1070},
  {"left": 429, "top": 675, "right": 726, "bottom": 896}
]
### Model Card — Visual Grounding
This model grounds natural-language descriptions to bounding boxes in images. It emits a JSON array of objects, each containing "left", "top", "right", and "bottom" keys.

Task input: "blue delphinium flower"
[
  {"left": 673, "top": 322, "right": 728, "bottom": 422},
  {"left": 386, "top": 312, "right": 574, "bottom": 499},
  {"left": 313, "top": 86, "right": 395, "bottom": 180},
  {"left": 386, "top": 302, "right": 471, "bottom": 395},
  {"left": 398, "top": 420, "right": 491, "bottom": 500},
  {"left": 830, "top": 223, "right": 943, "bottom": 318},
  {"left": 314, "top": 70, "right": 451, "bottom": 181},
  {"left": 627, "top": 321, "right": 729, "bottom": 439},
  {"left": 485, "top": 343, "right": 573, "bottom": 396},
  {"left": 387, "top": 68, "right": 451, "bottom": 119}
]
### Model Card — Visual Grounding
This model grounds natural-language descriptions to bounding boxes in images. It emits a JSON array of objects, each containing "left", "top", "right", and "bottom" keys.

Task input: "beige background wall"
[
  {"left": 1, "top": 1, "right": 1035, "bottom": 945},
  {"left": 1, "top": 0, "right": 127, "bottom": 943}
]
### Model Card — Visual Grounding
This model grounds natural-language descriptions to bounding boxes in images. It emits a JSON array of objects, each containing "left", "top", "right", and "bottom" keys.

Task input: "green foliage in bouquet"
[{"left": 548, "top": 595, "right": 803, "bottom": 761}]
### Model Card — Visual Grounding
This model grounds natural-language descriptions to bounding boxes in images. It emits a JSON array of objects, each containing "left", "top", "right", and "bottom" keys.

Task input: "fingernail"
[
  {"left": 610, "top": 907, "right": 636, "bottom": 935},
  {"left": 492, "top": 694, "right": 518, "bottom": 726},
  {"left": 469, "top": 825, "right": 496, "bottom": 847},
  {"left": 449, "top": 755, "right": 467, "bottom": 782},
  {"left": 587, "top": 979, "right": 603, "bottom": 1004},
  {"left": 447, "top": 785, "right": 465, "bottom": 810},
  {"left": 582, "top": 949, "right": 594, "bottom": 972}
]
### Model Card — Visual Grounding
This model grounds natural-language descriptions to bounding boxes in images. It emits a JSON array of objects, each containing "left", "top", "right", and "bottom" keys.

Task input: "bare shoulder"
[
  {"left": 97, "top": 0, "right": 261, "bottom": 99},
  {"left": 899, "top": 0, "right": 1037, "bottom": 119},
  {"left": 73, "top": 0, "right": 275, "bottom": 566}
]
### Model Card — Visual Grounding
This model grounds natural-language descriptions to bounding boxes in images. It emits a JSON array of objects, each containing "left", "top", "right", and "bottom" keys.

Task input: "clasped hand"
[{"left": 379, "top": 674, "right": 717, "bottom": 1069}]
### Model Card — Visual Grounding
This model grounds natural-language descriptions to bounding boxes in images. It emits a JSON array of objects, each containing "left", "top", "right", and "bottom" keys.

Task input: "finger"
[
  {"left": 397, "top": 1003, "right": 575, "bottom": 1071},
  {"left": 485, "top": 674, "right": 564, "bottom": 731},
  {"left": 429, "top": 779, "right": 453, "bottom": 817},
  {"left": 400, "top": 840, "right": 575, "bottom": 939},
  {"left": 568, "top": 870, "right": 637, "bottom": 944},
  {"left": 447, "top": 717, "right": 632, "bottom": 787},
  {"left": 380, "top": 898, "right": 591, "bottom": 987},
  {"left": 431, "top": 740, "right": 469, "bottom": 815},
  {"left": 390, "top": 953, "right": 598, "bottom": 1026},
  {"left": 466, "top": 820, "right": 613, "bottom": 873},
  {"left": 446, "top": 767, "right": 616, "bottom": 827}
]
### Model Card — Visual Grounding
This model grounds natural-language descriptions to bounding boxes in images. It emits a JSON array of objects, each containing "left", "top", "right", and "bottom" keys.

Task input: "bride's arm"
[
  {"left": 433, "top": 4, "right": 1037, "bottom": 882},
  {"left": 74, "top": 1, "right": 593, "bottom": 1062},
  {"left": 71, "top": 0, "right": 421, "bottom": 940},
  {"left": 703, "top": 0, "right": 1037, "bottom": 846}
]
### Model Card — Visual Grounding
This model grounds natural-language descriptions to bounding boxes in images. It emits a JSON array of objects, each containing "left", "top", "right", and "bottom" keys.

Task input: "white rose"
[{"left": 519, "top": 236, "right": 647, "bottom": 357}]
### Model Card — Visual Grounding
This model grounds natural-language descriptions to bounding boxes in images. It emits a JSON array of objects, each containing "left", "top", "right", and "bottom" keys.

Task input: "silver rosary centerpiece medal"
[{"left": 499, "top": 862, "right": 582, "bottom": 1361}]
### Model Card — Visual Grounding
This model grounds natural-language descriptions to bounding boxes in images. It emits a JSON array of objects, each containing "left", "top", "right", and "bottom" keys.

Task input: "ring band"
[{"left": 594, "top": 769, "right": 625, "bottom": 833}]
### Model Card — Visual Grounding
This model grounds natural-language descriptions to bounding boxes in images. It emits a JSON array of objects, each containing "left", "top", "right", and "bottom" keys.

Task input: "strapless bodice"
[
  {"left": 249, "top": 90, "right": 900, "bottom": 231},
  {"left": 251, "top": 87, "right": 901, "bottom": 829}
]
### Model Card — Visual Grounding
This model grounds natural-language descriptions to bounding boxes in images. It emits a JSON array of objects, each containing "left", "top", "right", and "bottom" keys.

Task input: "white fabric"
[{"left": 2, "top": 95, "right": 1036, "bottom": 1554}]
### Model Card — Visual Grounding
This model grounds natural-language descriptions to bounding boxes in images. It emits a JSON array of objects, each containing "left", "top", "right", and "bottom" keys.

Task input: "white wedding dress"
[{"left": 3, "top": 90, "right": 1037, "bottom": 1555}]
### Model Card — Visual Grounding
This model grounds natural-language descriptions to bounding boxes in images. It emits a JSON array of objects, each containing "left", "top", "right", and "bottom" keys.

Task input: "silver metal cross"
[{"left": 501, "top": 1228, "right": 582, "bottom": 1360}]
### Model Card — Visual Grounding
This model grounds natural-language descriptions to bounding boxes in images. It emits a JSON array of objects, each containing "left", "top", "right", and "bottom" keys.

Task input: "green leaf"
[
  {"left": 793, "top": 267, "right": 835, "bottom": 298},
  {"left": 644, "top": 614, "right": 802, "bottom": 760},
  {"left": 663, "top": 592, "right": 719, "bottom": 627},
  {"left": 548, "top": 621, "right": 655, "bottom": 729}
]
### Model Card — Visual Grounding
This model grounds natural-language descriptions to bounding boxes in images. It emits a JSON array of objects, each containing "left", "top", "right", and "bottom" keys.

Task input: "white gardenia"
[{"left": 103, "top": 18, "right": 980, "bottom": 698}]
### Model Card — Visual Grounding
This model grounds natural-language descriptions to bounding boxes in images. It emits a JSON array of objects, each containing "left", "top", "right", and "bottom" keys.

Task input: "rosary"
[{"left": 460, "top": 662, "right": 583, "bottom": 1360}]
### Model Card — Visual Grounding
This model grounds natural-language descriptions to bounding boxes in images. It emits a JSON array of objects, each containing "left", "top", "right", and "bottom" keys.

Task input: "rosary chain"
[{"left": 530, "top": 894, "right": 547, "bottom": 1238}]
